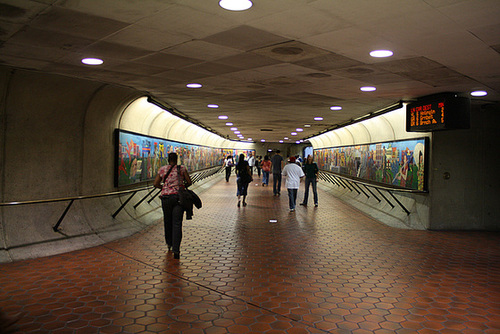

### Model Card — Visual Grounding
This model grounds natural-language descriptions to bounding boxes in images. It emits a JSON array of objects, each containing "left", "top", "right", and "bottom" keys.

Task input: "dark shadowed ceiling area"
[{"left": 1, "top": 0, "right": 499, "bottom": 143}]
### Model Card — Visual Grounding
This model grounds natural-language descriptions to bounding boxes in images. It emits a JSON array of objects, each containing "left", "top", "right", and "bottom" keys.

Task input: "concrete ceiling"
[{"left": 1, "top": 0, "right": 499, "bottom": 143}]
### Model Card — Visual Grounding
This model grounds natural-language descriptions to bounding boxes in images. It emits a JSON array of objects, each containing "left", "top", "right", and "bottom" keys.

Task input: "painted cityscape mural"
[
  {"left": 116, "top": 130, "right": 254, "bottom": 186},
  {"left": 314, "top": 138, "right": 427, "bottom": 191}
]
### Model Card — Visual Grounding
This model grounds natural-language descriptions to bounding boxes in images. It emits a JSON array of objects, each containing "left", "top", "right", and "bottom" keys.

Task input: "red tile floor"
[{"left": 1, "top": 175, "right": 499, "bottom": 333}]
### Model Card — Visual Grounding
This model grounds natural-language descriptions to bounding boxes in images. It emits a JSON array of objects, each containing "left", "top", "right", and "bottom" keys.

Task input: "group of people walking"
[
  {"left": 226, "top": 150, "right": 319, "bottom": 212},
  {"left": 155, "top": 150, "right": 319, "bottom": 260}
]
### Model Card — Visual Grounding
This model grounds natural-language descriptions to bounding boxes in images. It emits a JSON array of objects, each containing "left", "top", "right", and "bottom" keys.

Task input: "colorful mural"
[
  {"left": 314, "top": 138, "right": 427, "bottom": 191},
  {"left": 116, "top": 130, "right": 254, "bottom": 186}
]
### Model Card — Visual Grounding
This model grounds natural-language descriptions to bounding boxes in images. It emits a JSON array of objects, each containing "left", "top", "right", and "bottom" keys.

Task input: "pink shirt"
[{"left": 158, "top": 165, "right": 187, "bottom": 196}]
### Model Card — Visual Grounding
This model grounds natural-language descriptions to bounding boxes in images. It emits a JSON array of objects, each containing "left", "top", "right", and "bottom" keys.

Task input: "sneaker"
[
  {"left": 315, "top": 203, "right": 318, "bottom": 207},
  {"left": 290, "top": 208, "right": 295, "bottom": 212}
]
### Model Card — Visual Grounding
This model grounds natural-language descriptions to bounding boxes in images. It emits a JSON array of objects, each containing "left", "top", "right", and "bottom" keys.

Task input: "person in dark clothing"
[
  {"left": 154, "top": 152, "right": 192, "bottom": 260},
  {"left": 300, "top": 154, "right": 319, "bottom": 207},
  {"left": 271, "top": 150, "right": 284, "bottom": 196},
  {"left": 235, "top": 153, "right": 252, "bottom": 207}
]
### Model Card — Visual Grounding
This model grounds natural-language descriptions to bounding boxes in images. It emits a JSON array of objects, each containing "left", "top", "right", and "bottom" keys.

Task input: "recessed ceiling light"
[
  {"left": 186, "top": 83, "right": 202, "bottom": 88},
  {"left": 247, "top": 138, "right": 252, "bottom": 141},
  {"left": 219, "top": 0, "right": 253, "bottom": 11},
  {"left": 230, "top": 127, "right": 238, "bottom": 131},
  {"left": 234, "top": 131, "right": 241, "bottom": 134},
  {"left": 304, "top": 124, "right": 311, "bottom": 127},
  {"left": 284, "top": 137, "right": 289, "bottom": 140},
  {"left": 314, "top": 117, "right": 323, "bottom": 121},
  {"left": 81, "top": 58, "right": 103, "bottom": 65},
  {"left": 360, "top": 86, "right": 376, "bottom": 92},
  {"left": 370, "top": 50, "right": 394, "bottom": 58},
  {"left": 296, "top": 128, "right": 303, "bottom": 132},
  {"left": 330, "top": 106, "right": 342, "bottom": 111},
  {"left": 296, "top": 141, "right": 301, "bottom": 144},
  {"left": 291, "top": 132, "right": 298, "bottom": 136},
  {"left": 279, "top": 140, "right": 284, "bottom": 143},
  {"left": 218, "top": 115, "right": 228, "bottom": 120},
  {"left": 261, "top": 139, "right": 266, "bottom": 142},
  {"left": 207, "top": 104, "right": 219, "bottom": 108},
  {"left": 471, "top": 90, "right": 487, "bottom": 97}
]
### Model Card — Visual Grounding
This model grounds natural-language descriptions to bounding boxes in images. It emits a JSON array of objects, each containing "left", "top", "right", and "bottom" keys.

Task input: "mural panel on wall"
[
  {"left": 314, "top": 138, "right": 428, "bottom": 191},
  {"left": 116, "top": 130, "right": 255, "bottom": 187}
]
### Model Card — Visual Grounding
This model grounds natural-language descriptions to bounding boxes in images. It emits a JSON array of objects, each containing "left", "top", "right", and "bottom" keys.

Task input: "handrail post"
[
  {"left": 112, "top": 191, "right": 137, "bottom": 218},
  {"left": 53, "top": 199, "right": 75, "bottom": 232},
  {"left": 387, "top": 191, "right": 410, "bottom": 215},
  {"left": 133, "top": 187, "right": 157, "bottom": 209},
  {"left": 376, "top": 188, "right": 395, "bottom": 209}
]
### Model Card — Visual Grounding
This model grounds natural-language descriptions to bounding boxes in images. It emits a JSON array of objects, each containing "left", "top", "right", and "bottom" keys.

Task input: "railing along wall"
[
  {"left": 0, "top": 166, "right": 224, "bottom": 233},
  {"left": 318, "top": 170, "right": 426, "bottom": 215}
]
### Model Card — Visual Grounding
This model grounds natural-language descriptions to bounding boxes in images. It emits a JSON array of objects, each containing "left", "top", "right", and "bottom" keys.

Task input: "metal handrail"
[
  {"left": 0, "top": 165, "right": 224, "bottom": 232},
  {"left": 318, "top": 170, "right": 427, "bottom": 215}
]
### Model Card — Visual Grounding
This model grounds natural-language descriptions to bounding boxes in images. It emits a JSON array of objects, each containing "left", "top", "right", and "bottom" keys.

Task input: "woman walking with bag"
[
  {"left": 154, "top": 152, "right": 192, "bottom": 259},
  {"left": 235, "top": 153, "right": 252, "bottom": 207}
]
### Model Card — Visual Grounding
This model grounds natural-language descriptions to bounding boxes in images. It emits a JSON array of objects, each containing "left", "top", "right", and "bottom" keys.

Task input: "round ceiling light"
[
  {"left": 219, "top": 0, "right": 253, "bottom": 11},
  {"left": 218, "top": 115, "right": 228, "bottom": 120},
  {"left": 360, "top": 86, "right": 376, "bottom": 92},
  {"left": 186, "top": 83, "right": 202, "bottom": 88},
  {"left": 81, "top": 58, "right": 103, "bottom": 65},
  {"left": 225, "top": 122, "right": 233, "bottom": 126},
  {"left": 370, "top": 50, "right": 394, "bottom": 58},
  {"left": 471, "top": 90, "right": 487, "bottom": 97},
  {"left": 330, "top": 106, "right": 342, "bottom": 111},
  {"left": 314, "top": 117, "right": 323, "bottom": 121},
  {"left": 207, "top": 104, "right": 219, "bottom": 108}
]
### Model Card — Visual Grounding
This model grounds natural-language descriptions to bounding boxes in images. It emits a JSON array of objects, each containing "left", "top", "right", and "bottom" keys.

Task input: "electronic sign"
[{"left": 406, "top": 93, "right": 470, "bottom": 132}]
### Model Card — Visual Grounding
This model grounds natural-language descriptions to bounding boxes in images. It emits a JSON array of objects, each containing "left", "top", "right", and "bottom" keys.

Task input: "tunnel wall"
[
  {"left": 0, "top": 66, "right": 249, "bottom": 263},
  {"left": 308, "top": 103, "right": 499, "bottom": 231}
]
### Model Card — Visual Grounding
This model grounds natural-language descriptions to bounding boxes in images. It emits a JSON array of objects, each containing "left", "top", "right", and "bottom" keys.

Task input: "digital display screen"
[{"left": 406, "top": 94, "right": 470, "bottom": 132}]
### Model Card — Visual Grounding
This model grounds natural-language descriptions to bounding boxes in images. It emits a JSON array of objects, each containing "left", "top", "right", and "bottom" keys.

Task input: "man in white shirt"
[
  {"left": 282, "top": 156, "right": 305, "bottom": 212},
  {"left": 247, "top": 152, "right": 255, "bottom": 175}
]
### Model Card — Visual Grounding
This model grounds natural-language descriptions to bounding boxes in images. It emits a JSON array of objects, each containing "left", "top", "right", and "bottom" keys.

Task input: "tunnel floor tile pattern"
[{"left": 1, "top": 176, "right": 499, "bottom": 333}]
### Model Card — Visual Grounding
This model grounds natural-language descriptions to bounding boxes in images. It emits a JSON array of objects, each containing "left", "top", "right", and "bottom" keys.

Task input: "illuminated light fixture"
[
  {"left": 284, "top": 137, "right": 289, "bottom": 140},
  {"left": 261, "top": 139, "right": 266, "bottom": 142},
  {"left": 360, "top": 86, "right": 376, "bottom": 92},
  {"left": 234, "top": 131, "right": 241, "bottom": 134},
  {"left": 296, "top": 128, "right": 303, "bottom": 132},
  {"left": 304, "top": 124, "right": 311, "bottom": 127},
  {"left": 279, "top": 140, "right": 284, "bottom": 143},
  {"left": 219, "top": 0, "right": 253, "bottom": 11},
  {"left": 370, "top": 50, "right": 393, "bottom": 58},
  {"left": 81, "top": 58, "right": 103, "bottom": 65},
  {"left": 207, "top": 104, "right": 219, "bottom": 108},
  {"left": 225, "top": 122, "right": 233, "bottom": 126},
  {"left": 471, "top": 90, "right": 487, "bottom": 97},
  {"left": 314, "top": 117, "right": 323, "bottom": 121},
  {"left": 291, "top": 132, "right": 297, "bottom": 136},
  {"left": 186, "top": 83, "right": 202, "bottom": 88},
  {"left": 247, "top": 138, "right": 252, "bottom": 141},
  {"left": 296, "top": 141, "right": 301, "bottom": 144},
  {"left": 230, "top": 127, "right": 238, "bottom": 131},
  {"left": 218, "top": 115, "right": 228, "bottom": 120},
  {"left": 330, "top": 106, "right": 342, "bottom": 111}
]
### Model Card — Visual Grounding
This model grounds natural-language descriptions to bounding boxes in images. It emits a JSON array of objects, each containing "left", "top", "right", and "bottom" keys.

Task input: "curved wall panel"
[
  {"left": 120, "top": 97, "right": 255, "bottom": 150},
  {"left": 310, "top": 106, "right": 430, "bottom": 149}
]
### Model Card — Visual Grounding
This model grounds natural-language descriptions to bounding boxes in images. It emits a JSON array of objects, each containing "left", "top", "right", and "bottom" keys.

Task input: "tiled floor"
[{"left": 1, "top": 175, "right": 499, "bottom": 333}]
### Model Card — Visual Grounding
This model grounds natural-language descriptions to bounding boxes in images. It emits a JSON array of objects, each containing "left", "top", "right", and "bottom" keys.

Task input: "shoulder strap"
[
  {"left": 162, "top": 165, "right": 174, "bottom": 183},
  {"left": 177, "top": 165, "right": 184, "bottom": 188}
]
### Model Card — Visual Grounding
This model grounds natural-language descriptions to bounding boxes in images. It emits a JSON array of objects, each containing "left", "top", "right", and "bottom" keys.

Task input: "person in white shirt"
[
  {"left": 247, "top": 152, "right": 256, "bottom": 175},
  {"left": 282, "top": 156, "right": 305, "bottom": 212}
]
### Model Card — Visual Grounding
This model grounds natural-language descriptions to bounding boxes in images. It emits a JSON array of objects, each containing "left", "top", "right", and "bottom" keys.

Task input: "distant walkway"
[{"left": 1, "top": 175, "right": 499, "bottom": 333}]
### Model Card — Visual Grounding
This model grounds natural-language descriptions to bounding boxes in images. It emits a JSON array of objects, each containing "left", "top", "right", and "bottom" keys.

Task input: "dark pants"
[
  {"left": 161, "top": 194, "right": 184, "bottom": 254},
  {"left": 288, "top": 188, "right": 298, "bottom": 210},
  {"left": 303, "top": 177, "right": 318, "bottom": 205},
  {"left": 273, "top": 172, "right": 282, "bottom": 195},
  {"left": 225, "top": 166, "right": 232, "bottom": 182}
]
